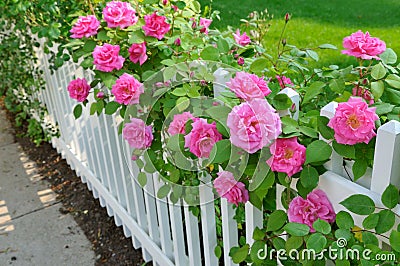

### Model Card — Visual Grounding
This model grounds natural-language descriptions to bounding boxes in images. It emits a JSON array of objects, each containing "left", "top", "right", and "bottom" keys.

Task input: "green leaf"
[
  {"left": 166, "top": 134, "right": 184, "bottom": 152},
  {"left": 105, "top": 101, "right": 120, "bottom": 115},
  {"left": 283, "top": 222, "right": 310, "bottom": 236},
  {"left": 285, "top": 236, "right": 303, "bottom": 252},
  {"left": 380, "top": 48, "right": 397, "bottom": 65},
  {"left": 361, "top": 231, "right": 379, "bottom": 246},
  {"left": 371, "top": 63, "right": 387, "bottom": 80},
  {"left": 209, "top": 139, "right": 231, "bottom": 164},
  {"left": 362, "top": 213, "right": 379, "bottom": 229},
  {"left": 73, "top": 104, "right": 82, "bottom": 119},
  {"left": 306, "top": 49, "right": 319, "bottom": 61},
  {"left": 266, "top": 210, "right": 287, "bottom": 232},
  {"left": 249, "top": 58, "right": 269, "bottom": 73},
  {"left": 375, "top": 209, "right": 395, "bottom": 234},
  {"left": 386, "top": 88, "right": 400, "bottom": 104},
  {"left": 250, "top": 241, "right": 266, "bottom": 264},
  {"left": 352, "top": 159, "right": 368, "bottom": 181},
  {"left": 137, "top": 172, "right": 147, "bottom": 187},
  {"left": 252, "top": 227, "right": 265, "bottom": 241},
  {"left": 171, "top": 86, "right": 187, "bottom": 96},
  {"left": 205, "top": 105, "right": 232, "bottom": 121},
  {"left": 390, "top": 230, "right": 400, "bottom": 252},
  {"left": 161, "top": 59, "right": 176, "bottom": 66},
  {"left": 335, "top": 211, "right": 354, "bottom": 229},
  {"left": 303, "top": 81, "right": 325, "bottom": 104},
  {"left": 381, "top": 184, "right": 399, "bottom": 209},
  {"left": 305, "top": 140, "right": 332, "bottom": 164},
  {"left": 386, "top": 74, "right": 400, "bottom": 89},
  {"left": 157, "top": 184, "right": 171, "bottom": 199},
  {"left": 313, "top": 219, "right": 331, "bottom": 235},
  {"left": 340, "top": 194, "right": 375, "bottom": 215},
  {"left": 101, "top": 74, "right": 118, "bottom": 89},
  {"left": 374, "top": 102, "right": 395, "bottom": 115},
  {"left": 300, "top": 165, "right": 319, "bottom": 188},
  {"left": 82, "top": 40, "right": 97, "bottom": 52},
  {"left": 306, "top": 233, "right": 327, "bottom": 253},
  {"left": 371, "top": 80, "right": 385, "bottom": 100},
  {"left": 216, "top": 37, "right": 230, "bottom": 53},
  {"left": 230, "top": 244, "right": 249, "bottom": 264},
  {"left": 272, "top": 93, "right": 293, "bottom": 110},
  {"left": 332, "top": 141, "right": 356, "bottom": 159},
  {"left": 97, "top": 30, "right": 110, "bottom": 41},
  {"left": 174, "top": 1, "right": 186, "bottom": 9},
  {"left": 214, "top": 245, "right": 222, "bottom": 259},
  {"left": 318, "top": 44, "right": 337, "bottom": 50},
  {"left": 329, "top": 78, "right": 345, "bottom": 93},
  {"left": 299, "top": 126, "right": 319, "bottom": 138},
  {"left": 163, "top": 67, "right": 176, "bottom": 82},
  {"left": 317, "top": 116, "right": 334, "bottom": 140},
  {"left": 176, "top": 97, "right": 190, "bottom": 112},
  {"left": 200, "top": 46, "right": 220, "bottom": 61}
]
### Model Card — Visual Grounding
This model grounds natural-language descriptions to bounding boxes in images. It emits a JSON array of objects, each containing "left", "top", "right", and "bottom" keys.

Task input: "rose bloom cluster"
[
  {"left": 67, "top": 0, "right": 214, "bottom": 103},
  {"left": 168, "top": 112, "right": 222, "bottom": 159}
]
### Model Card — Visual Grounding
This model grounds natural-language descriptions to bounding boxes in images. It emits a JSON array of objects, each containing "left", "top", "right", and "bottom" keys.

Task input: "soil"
[{"left": 1, "top": 99, "right": 148, "bottom": 266}]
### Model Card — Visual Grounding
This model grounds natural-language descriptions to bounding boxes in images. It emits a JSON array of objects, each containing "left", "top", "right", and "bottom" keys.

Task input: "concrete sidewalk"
[{"left": 0, "top": 109, "right": 96, "bottom": 266}]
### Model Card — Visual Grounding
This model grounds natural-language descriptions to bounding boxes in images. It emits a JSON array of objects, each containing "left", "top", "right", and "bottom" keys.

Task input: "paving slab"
[{"left": 0, "top": 109, "right": 96, "bottom": 265}]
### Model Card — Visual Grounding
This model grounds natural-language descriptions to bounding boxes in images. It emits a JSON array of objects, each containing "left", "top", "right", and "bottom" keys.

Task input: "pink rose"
[
  {"left": 328, "top": 97, "right": 378, "bottom": 145},
  {"left": 123, "top": 118, "right": 153, "bottom": 149},
  {"left": 227, "top": 72, "right": 271, "bottom": 101},
  {"left": 266, "top": 137, "right": 306, "bottom": 177},
  {"left": 111, "top": 73, "right": 144, "bottom": 105},
  {"left": 184, "top": 118, "right": 222, "bottom": 158},
  {"left": 227, "top": 99, "right": 281, "bottom": 154},
  {"left": 213, "top": 171, "right": 249, "bottom": 206},
  {"left": 288, "top": 189, "right": 336, "bottom": 232},
  {"left": 342, "top": 30, "right": 386, "bottom": 60},
  {"left": 128, "top": 42, "right": 148, "bottom": 65},
  {"left": 70, "top": 15, "right": 100, "bottom": 39},
  {"left": 237, "top": 57, "right": 244, "bottom": 65},
  {"left": 102, "top": 1, "right": 138, "bottom": 29},
  {"left": 352, "top": 86, "right": 374, "bottom": 105},
  {"left": 233, "top": 29, "right": 251, "bottom": 46},
  {"left": 167, "top": 112, "right": 194, "bottom": 135},
  {"left": 199, "top": 18, "right": 212, "bottom": 34},
  {"left": 67, "top": 78, "right": 91, "bottom": 102},
  {"left": 93, "top": 44, "right": 125, "bottom": 72},
  {"left": 142, "top": 12, "right": 171, "bottom": 40},
  {"left": 276, "top": 75, "right": 294, "bottom": 89}
]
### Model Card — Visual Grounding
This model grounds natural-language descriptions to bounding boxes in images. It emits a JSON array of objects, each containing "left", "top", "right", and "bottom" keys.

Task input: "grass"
[{"left": 198, "top": 0, "right": 400, "bottom": 67}]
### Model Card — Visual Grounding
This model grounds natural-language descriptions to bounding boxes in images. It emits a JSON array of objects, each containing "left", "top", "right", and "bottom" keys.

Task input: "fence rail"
[{"left": 33, "top": 45, "right": 400, "bottom": 265}]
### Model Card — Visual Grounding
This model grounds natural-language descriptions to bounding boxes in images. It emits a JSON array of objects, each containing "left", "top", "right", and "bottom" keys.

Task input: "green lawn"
[{"left": 198, "top": 0, "right": 400, "bottom": 66}]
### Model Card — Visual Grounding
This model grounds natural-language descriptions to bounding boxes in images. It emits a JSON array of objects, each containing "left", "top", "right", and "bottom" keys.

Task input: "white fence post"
[
  {"left": 371, "top": 120, "right": 400, "bottom": 194},
  {"left": 199, "top": 175, "right": 218, "bottom": 266},
  {"left": 221, "top": 199, "right": 238, "bottom": 266}
]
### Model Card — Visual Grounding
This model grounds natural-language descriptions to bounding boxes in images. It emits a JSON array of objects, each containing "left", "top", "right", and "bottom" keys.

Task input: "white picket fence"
[{"left": 33, "top": 45, "right": 400, "bottom": 265}]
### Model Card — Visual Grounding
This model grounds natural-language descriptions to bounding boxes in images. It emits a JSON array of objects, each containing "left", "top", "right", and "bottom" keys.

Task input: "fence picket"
[
  {"left": 371, "top": 120, "right": 400, "bottom": 193},
  {"left": 199, "top": 176, "right": 218, "bottom": 266},
  {"left": 221, "top": 198, "right": 238, "bottom": 266}
]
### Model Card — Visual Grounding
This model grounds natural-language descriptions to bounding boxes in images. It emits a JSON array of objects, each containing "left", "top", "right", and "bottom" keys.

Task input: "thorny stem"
[
  {"left": 375, "top": 206, "right": 400, "bottom": 219},
  {"left": 351, "top": 228, "right": 390, "bottom": 240},
  {"left": 87, "top": 0, "right": 95, "bottom": 16}
]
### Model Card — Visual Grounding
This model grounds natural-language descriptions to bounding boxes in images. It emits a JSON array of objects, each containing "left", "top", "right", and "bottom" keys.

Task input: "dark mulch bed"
[{"left": 1, "top": 98, "right": 148, "bottom": 266}]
